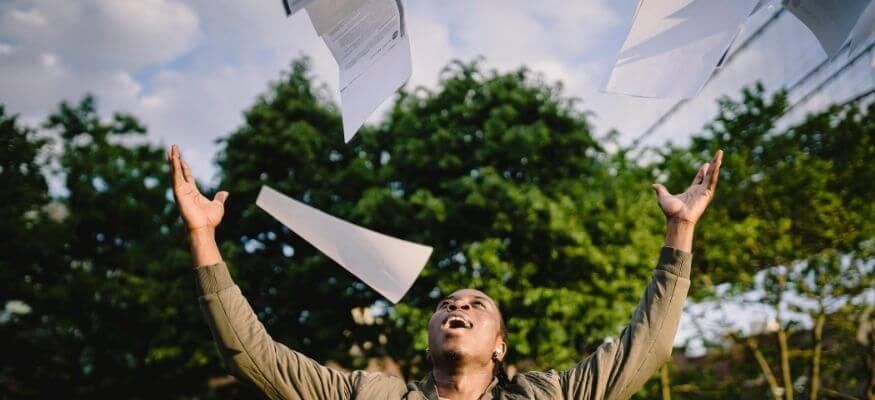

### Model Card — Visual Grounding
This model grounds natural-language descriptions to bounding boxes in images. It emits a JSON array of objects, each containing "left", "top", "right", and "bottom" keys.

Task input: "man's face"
[{"left": 427, "top": 289, "right": 505, "bottom": 366}]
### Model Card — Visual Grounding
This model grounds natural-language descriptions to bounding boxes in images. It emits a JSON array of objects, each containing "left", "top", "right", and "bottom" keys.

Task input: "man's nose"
[{"left": 448, "top": 301, "right": 471, "bottom": 311}]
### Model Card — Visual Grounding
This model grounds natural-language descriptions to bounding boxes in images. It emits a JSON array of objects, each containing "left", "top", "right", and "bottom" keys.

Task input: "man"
[{"left": 168, "top": 144, "right": 723, "bottom": 400}]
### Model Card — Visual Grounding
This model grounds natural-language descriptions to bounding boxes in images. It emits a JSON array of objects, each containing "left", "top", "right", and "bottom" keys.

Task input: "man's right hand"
[{"left": 168, "top": 144, "right": 228, "bottom": 234}]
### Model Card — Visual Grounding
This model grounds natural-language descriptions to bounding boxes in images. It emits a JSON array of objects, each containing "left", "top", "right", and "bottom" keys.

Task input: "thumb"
[
  {"left": 214, "top": 191, "right": 229, "bottom": 205},
  {"left": 651, "top": 183, "right": 670, "bottom": 198}
]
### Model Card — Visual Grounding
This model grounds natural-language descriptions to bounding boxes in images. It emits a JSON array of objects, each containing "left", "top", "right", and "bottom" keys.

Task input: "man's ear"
[{"left": 494, "top": 340, "right": 508, "bottom": 361}]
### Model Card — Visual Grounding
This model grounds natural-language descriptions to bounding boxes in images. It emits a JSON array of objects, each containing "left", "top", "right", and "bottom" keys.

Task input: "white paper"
[
  {"left": 306, "top": 0, "right": 411, "bottom": 142},
  {"left": 282, "top": 0, "right": 318, "bottom": 16},
  {"left": 717, "top": 0, "right": 776, "bottom": 69},
  {"left": 256, "top": 185, "right": 432, "bottom": 303},
  {"left": 847, "top": 0, "right": 875, "bottom": 57},
  {"left": 715, "top": 31, "right": 739, "bottom": 69},
  {"left": 305, "top": 0, "right": 369, "bottom": 35},
  {"left": 784, "top": 0, "right": 871, "bottom": 58},
  {"left": 603, "top": 0, "right": 759, "bottom": 98}
]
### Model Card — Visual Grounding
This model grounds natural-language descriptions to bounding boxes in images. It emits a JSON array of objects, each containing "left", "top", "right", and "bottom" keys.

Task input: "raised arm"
[
  {"left": 169, "top": 145, "right": 356, "bottom": 400},
  {"left": 559, "top": 150, "right": 723, "bottom": 400}
]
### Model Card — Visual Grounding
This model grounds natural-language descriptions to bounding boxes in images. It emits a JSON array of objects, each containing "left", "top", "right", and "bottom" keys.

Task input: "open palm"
[
  {"left": 653, "top": 150, "right": 723, "bottom": 225},
  {"left": 168, "top": 145, "right": 228, "bottom": 232}
]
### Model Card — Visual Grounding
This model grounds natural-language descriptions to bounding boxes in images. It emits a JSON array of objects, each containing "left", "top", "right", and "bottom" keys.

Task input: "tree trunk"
[
  {"left": 747, "top": 337, "right": 784, "bottom": 400},
  {"left": 778, "top": 327, "right": 794, "bottom": 400},
  {"left": 809, "top": 312, "right": 825, "bottom": 400},
  {"left": 867, "top": 342, "right": 875, "bottom": 400},
  {"left": 660, "top": 364, "right": 672, "bottom": 400},
  {"left": 776, "top": 271, "right": 794, "bottom": 400}
]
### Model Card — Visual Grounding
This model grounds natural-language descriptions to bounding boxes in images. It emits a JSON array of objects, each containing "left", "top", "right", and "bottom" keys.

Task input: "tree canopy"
[{"left": 1, "top": 60, "right": 872, "bottom": 399}]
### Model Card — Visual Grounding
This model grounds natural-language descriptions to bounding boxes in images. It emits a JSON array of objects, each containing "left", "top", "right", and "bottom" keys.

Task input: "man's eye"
[{"left": 473, "top": 301, "right": 486, "bottom": 309}]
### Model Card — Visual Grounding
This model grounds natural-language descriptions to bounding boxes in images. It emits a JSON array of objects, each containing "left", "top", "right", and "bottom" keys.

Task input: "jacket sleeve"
[
  {"left": 194, "top": 262, "right": 356, "bottom": 400},
  {"left": 559, "top": 247, "right": 691, "bottom": 400}
]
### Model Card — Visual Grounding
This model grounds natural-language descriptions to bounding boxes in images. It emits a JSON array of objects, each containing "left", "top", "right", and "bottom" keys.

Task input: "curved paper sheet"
[
  {"left": 305, "top": 0, "right": 411, "bottom": 142},
  {"left": 784, "top": 0, "right": 871, "bottom": 58},
  {"left": 603, "top": 0, "right": 758, "bottom": 99},
  {"left": 847, "top": 0, "right": 875, "bottom": 57},
  {"left": 256, "top": 185, "right": 432, "bottom": 303}
]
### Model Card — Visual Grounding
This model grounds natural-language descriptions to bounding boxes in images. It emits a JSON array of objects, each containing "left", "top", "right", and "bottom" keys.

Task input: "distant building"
[{"left": 633, "top": 5, "right": 875, "bottom": 148}]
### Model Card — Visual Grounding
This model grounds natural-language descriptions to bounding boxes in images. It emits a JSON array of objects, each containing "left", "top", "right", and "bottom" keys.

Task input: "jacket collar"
[{"left": 417, "top": 372, "right": 499, "bottom": 400}]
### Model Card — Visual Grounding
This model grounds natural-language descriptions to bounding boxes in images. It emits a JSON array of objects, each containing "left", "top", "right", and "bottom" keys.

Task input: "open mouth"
[{"left": 443, "top": 314, "right": 474, "bottom": 329}]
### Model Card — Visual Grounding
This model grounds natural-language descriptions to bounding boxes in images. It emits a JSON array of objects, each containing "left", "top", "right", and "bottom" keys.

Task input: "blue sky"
[{"left": 0, "top": 0, "right": 688, "bottom": 181}]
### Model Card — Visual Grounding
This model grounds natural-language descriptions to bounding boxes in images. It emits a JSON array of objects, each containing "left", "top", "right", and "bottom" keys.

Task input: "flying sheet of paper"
[
  {"left": 715, "top": 30, "right": 740, "bottom": 69},
  {"left": 256, "top": 185, "right": 432, "bottom": 303},
  {"left": 784, "top": 0, "right": 871, "bottom": 58},
  {"left": 714, "top": 0, "right": 776, "bottom": 69},
  {"left": 603, "top": 0, "right": 759, "bottom": 98},
  {"left": 281, "top": 0, "right": 317, "bottom": 16},
  {"left": 847, "top": 0, "right": 875, "bottom": 57},
  {"left": 717, "top": 0, "right": 778, "bottom": 69},
  {"left": 306, "top": 0, "right": 411, "bottom": 142}
]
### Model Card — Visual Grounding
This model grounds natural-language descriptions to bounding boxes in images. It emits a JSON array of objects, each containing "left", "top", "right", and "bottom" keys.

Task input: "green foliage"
[
  {"left": 654, "top": 84, "right": 875, "bottom": 399},
  {"left": 213, "top": 59, "right": 665, "bottom": 378},
  {"left": 660, "top": 84, "right": 875, "bottom": 292},
  {"left": 1, "top": 61, "right": 871, "bottom": 399},
  {"left": 1, "top": 97, "right": 228, "bottom": 398},
  {"left": 0, "top": 105, "right": 52, "bottom": 301}
]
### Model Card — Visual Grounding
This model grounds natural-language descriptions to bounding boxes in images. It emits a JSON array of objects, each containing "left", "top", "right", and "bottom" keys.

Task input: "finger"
[
  {"left": 708, "top": 150, "right": 723, "bottom": 191},
  {"left": 170, "top": 145, "right": 184, "bottom": 186},
  {"left": 214, "top": 191, "right": 229, "bottom": 205},
  {"left": 693, "top": 163, "right": 708, "bottom": 186},
  {"left": 181, "top": 160, "right": 195, "bottom": 184},
  {"left": 711, "top": 149, "right": 724, "bottom": 164},
  {"left": 696, "top": 163, "right": 710, "bottom": 185},
  {"left": 652, "top": 183, "right": 671, "bottom": 198}
]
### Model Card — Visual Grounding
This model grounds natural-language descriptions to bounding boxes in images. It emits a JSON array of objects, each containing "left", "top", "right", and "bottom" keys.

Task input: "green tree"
[
  {"left": 657, "top": 85, "right": 875, "bottom": 399},
  {"left": 214, "top": 58, "right": 667, "bottom": 381},
  {"left": 1, "top": 97, "right": 233, "bottom": 398}
]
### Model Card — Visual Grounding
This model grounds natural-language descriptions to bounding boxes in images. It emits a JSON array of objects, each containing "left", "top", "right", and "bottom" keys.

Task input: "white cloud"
[
  {"left": 1, "top": 0, "right": 674, "bottom": 180},
  {"left": 0, "top": 0, "right": 200, "bottom": 71},
  {"left": 10, "top": 8, "right": 46, "bottom": 26},
  {"left": 39, "top": 53, "right": 58, "bottom": 69}
]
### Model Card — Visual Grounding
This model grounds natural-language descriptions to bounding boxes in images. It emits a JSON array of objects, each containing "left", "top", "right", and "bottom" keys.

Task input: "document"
[
  {"left": 847, "top": 0, "right": 875, "bottom": 57},
  {"left": 717, "top": 1, "right": 774, "bottom": 69},
  {"left": 603, "top": 0, "right": 759, "bottom": 98},
  {"left": 717, "top": 1, "right": 773, "bottom": 69},
  {"left": 306, "top": 0, "right": 412, "bottom": 142},
  {"left": 256, "top": 185, "right": 432, "bottom": 304},
  {"left": 784, "top": 0, "right": 871, "bottom": 58},
  {"left": 281, "top": 0, "right": 318, "bottom": 16}
]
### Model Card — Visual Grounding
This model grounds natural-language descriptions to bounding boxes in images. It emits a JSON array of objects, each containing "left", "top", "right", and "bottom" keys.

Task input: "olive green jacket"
[{"left": 194, "top": 247, "right": 691, "bottom": 400}]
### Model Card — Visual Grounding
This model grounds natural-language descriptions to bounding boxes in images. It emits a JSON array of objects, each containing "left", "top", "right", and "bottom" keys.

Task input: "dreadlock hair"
[{"left": 492, "top": 310, "right": 511, "bottom": 387}]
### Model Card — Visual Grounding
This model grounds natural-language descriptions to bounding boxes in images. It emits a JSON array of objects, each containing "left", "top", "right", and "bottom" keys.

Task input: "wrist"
[
  {"left": 667, "top": 218, "right": 696, "bottom": 230},
  {"left": 187, "top": 226, "right": 223, "bottom": 267},
  {"left": 188, "top": 226, "right": 216, "bottom": 241},
  {"left": 665, "top": 218, "right": 695, "bottom": 253}
]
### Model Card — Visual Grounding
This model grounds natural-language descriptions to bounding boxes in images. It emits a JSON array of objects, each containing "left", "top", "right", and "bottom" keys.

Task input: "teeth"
[{"left": 447, "top": 316, "right": 471, "bottom": 328}]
